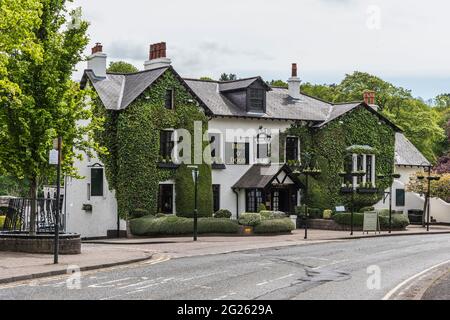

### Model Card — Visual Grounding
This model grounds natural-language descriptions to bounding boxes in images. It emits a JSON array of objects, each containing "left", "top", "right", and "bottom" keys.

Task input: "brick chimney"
[
  {"left": 144, "top": 42, "right": 171, "bottom": 70},
  {"left": 363, "top": 90, "right": 376, "bottom": 105},
  {"left": 288, "top": 63, "right": 301, "bottom": 100},
  {"left": 87, "top": 42, "right": 107, "bottom": 78}
]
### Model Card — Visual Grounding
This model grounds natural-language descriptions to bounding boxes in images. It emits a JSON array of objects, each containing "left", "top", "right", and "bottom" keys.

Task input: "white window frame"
[{"left": 352, "top": 153, "right": 376, "bottom": 187}]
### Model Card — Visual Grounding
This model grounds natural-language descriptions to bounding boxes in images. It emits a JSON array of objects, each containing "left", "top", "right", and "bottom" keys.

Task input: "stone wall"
[
  {"left": 307, "top": 219, "right": 363, "bottom": 231},
  {"left": 0, "top": 233, "right": 81, "bottom": 254}
]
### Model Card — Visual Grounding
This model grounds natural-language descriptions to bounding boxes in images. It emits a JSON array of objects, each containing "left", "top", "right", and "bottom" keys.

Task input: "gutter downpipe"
[{"left": 233, "top": 188, "right": 240, "bottom": 219}]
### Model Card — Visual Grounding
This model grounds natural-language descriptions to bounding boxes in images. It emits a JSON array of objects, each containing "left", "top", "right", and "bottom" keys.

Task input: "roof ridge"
[{"left": 106, "top": 65, "right": 169, "bottom": 76}]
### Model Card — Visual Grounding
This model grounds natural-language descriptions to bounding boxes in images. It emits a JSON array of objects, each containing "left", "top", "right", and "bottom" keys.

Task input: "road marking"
[
  {"left": 312, "top": 259, "right": 349, "bottom": 270},
  {"left": 88, "top": 277, "right": 133, "bottom": 288},
  {"left": 382, "top": 259, "right": 450, "bottom": 300}
]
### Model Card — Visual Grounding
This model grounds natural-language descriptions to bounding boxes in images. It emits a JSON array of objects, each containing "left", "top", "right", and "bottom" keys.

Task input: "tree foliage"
[
  {"left": 407, "top": 171, "right": 450, "bottom": 203},
  {"left": 219, "top": 73, "right": 237, "bottom": 81},
  {"left": 107, "top": 61, "right": 138, "bottom": 73}
]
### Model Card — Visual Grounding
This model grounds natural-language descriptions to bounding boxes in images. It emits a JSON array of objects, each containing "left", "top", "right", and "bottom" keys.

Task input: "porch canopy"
[
  {"left": 232, "top": 164, "right": 303, "bottom": 190},
  {"left": 232, "top": 164, "right": 303, "bottom": 213}
]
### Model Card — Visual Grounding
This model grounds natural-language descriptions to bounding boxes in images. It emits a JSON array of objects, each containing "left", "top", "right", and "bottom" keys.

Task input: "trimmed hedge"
[
  {"left": 254, "top": 218, "right": 295, "bottom": 234},
  {"left": 379, "top": 214, "right": 410, "bottom": 230},
  {"left": 333, "top": 212, "right": 364, "bottom": 226},
  {"left": 130, "top": 216, "right": 239, "bottom": 236},
  {"left": 260, "top": 210, "right": 287, "bottom": 220},
  {"left": 238, "top": 213, "right": 261, "bottom": 226},
  {"left": 214, "top": 209, "right": 232, "bottom": 219}
]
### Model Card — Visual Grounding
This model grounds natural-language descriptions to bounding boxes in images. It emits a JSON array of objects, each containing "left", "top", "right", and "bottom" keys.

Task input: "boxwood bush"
[
  {"left": 379, "top": 214, "right": 409, "bottom": 230},
  {"left": 130, "top": 216, "right": 239, "bottom": 236},
  {"left": 260, "top": 210, "right": 286, "bottom": 220},
  {"left": 214, "top": 209, "right": 232, "bottom": 219},
  {"left": 238, "top": 213, "right": 261, "bottom": 226},
  {"left": 254, "top": 218, "right": 295, "bottom": 234}
]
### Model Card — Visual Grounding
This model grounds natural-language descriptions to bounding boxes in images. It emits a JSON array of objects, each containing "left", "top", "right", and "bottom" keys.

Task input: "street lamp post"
[
  {"left": 417, "top": 165, "right": 440, "bottom": 232},
  {"left": 188, "top": 165, "right": 199, "bottom": 241},
  {"left": 377, "top": 172, "right": 401, "bottom": 234}
]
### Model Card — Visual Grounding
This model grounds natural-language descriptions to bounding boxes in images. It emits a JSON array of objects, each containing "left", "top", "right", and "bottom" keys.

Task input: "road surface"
[{"left": 1, "top": 234, "right": 449, "bottom": 300}]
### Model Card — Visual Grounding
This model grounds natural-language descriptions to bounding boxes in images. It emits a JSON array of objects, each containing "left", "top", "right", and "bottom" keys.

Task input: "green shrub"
[
  {"left": 130, "top": 216, "right": 239, "bottom": 236},
  {"left": 0, "top": 216, "right": 5, "bottom": 229},
  {"left": 238, "top": 213, "right": 261, "bottom": 226},
  {"left": 379, "top": 214, "right": 409, "bottom": 230},
  {"left": 333, "top": 212, "right": 364, "bottom": 226},
  {"left": 130, "top": 208, "right": 150, "bottom": 219},
  {"left": 254, "top": 218, "right": 295, "bottom": 234},
  {"left": 260, "top": 210, "right": 287, "bottom": 220},
  {"left": 323, "top": 209, "right": 332, "bottom": 219},
  {"left": 155, "top": 213, "right": 167, "bottom": 218},
  {"left": 360, "top": 206, "right": 375, "bottom": 212},
  {"left": 378, "top": 209, "right": 404, "bottom": 216},
  {"left": 214, "top": 209, "right": 232, "bottom": 219},
  {"left": 257, "top": 203, "right": 267, "bottom": 212},
  {"left": 308, "top": 208, "right": 322, "bottom": 219}
]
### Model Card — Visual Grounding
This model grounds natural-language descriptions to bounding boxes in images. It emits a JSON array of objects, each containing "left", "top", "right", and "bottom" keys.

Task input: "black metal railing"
[{"left": 2, "top": 197, "right": 64, "bottom": 233}]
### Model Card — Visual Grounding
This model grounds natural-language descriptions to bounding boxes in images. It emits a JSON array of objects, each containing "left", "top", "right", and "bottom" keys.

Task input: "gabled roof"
[
  {"left": 232, "top": 164, "right": 303, "bottom": 189},
  {"left": 395, "top": 133, "right": 431, "bottom": 167},
  {"left": 218, "top": 77, "right": 271, "bottom": 92}
]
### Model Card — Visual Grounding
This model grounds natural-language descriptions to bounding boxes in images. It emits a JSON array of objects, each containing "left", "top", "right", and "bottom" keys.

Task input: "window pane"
[
  {"left": 366, "top": 155, "right": 373, "bottom": 183},
  {"left": 165, "top": 89, "right": 173, "bottom": 109},
  {"left": 91, "top": 168, "right": 104, "bottom": 196},
  {"left": 285, "top": 137, "right": 298, "bottom": 161},
  {"left": 160, "top": 130, "right": 174, "bottom": 159},
  {"left": 226, "top": 142, "right": 249, "bottom": 164},
  {"left": 396, "top": 189, "right": 405, "bottom": 207},
  {"left": 249, "top": 89, "right": 264, "bottom": 111}
]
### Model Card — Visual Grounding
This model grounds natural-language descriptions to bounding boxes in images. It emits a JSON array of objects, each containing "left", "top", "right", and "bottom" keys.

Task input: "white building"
[{"left": 63, "top": 42, "right": 449, "bottom": 238}]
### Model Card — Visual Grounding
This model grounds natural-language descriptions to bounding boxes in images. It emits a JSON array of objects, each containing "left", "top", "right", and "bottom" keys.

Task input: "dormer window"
[{"left": 248, "top": 88, "right": 265, "bottom": 112}]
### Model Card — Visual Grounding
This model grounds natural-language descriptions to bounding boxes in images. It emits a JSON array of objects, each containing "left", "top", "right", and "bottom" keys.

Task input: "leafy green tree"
[
  {"left": 0, "top": 1, "right": 101, "bottom": 234},
  {"left": 199, "top": 76, "right": 213, "bottom": 81},
  {"left": 219, "top": 73, "right": 237, "bottom": 81},
  {"left": 268, "top": 80, "right": 288, "bottom": 88},
  {"left": 107, "top": 61, "right": 138, "bottom": 73},
  {"left": 301, "top": 82, "right": 337, "bottom": 101}
]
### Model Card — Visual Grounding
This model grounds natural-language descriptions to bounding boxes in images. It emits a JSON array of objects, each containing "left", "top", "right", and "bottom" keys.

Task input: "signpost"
[
  {"left": 363, "top": 211, "right": 380, "bottom": 234},
  {"left": 50, "top": 137, "right": 62, "bottom": 264}
]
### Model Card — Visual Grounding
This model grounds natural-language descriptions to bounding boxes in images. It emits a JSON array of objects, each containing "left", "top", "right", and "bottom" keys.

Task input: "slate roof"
[
  {"left": 395, "top": 133, "right": 431, "bottom": 167},
  {"left": 81, "top": 67, "right": 168, "bottom": 110},
  {"left": 232, "top": 164, "right": 302, "bottom": 189},
  {"left": 218, "top": 77, "right": 271, "bottom": 92}
]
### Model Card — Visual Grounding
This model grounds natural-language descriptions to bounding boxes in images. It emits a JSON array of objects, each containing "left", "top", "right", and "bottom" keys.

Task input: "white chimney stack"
[
  {"left": 87, "top": 43, "right": 107, "bottom": 78},
  {"left": 144, "top": 42, "right": 172, "bottom": 70},
  {"left": 288, "top": 63, "right": 301, "bottom": 100}
]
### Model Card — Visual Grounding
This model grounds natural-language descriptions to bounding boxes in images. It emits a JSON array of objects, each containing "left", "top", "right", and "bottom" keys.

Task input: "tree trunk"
[{"left": 29, "top": 177, "right": 38, "bottom": 236}]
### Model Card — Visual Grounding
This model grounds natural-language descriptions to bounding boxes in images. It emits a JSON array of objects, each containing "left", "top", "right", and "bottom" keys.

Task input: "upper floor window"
[
  {"left": 208, "top": 133, "right": 222, "bottom": 161},
  {"left": 160, "top": 130, "right": 174, "bottom": 160},
  {"left": 90, "top": 167, "right": 104, "bottom": 197},
  {"left": 345, "top": 153, "right": 376, "bottom": 187},
  {"left": 248, "top": 88, "right": 265, "bottom": 112},
  {"left": 256, "top": 132, "right": 271, "bottom": 163},
  {"left": 165, "top": 89, "right": 174, "bottom": 109},
  {"left": 226, "top": 142, "right": 249, "bottom": 165},
  {"left": 285, "top": 137, "right": 299, "bottom": 162}
]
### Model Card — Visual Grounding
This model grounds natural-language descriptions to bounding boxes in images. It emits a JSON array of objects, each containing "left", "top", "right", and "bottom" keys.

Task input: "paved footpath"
[{"left": 1, "top": 225, "right": 449, "bottom": 284}]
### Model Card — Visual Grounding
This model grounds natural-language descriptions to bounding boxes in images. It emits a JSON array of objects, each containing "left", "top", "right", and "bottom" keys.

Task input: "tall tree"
[
  {"left": 0, "top": 0, "right": 101, "bottom": 234},
  {"left": 219, "top": 73, "right": 237, "bottom": 81},
  {"left": 107, "top": 61, "right": 138, "bottom": 73}
]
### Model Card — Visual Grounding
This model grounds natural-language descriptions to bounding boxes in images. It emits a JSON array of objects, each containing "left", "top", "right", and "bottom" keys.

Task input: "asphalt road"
[{"left": 1, "top": 234, "right": 449, "bottom": 300}]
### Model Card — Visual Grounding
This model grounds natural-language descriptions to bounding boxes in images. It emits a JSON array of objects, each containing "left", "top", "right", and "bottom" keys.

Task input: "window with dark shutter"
[
  {"left": 396, "top": 189, "right": 405, "bottom": 207},
  {"left": 160, "top": 130, "right": 174, "bottom": 159},
  {"left": 165, "top": 89, "right": 174, "bottom": 109},
  {"left": 90, "top": 168, "right": 104, "bottom": 197}
]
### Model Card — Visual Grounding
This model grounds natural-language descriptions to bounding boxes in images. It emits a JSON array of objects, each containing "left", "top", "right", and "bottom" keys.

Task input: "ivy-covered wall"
[
  {"left": 286, "top": 106, "right": 396, "bottom": 211},
  {"left": 93, "top": 70, "right": 212, "bottom": 218}
]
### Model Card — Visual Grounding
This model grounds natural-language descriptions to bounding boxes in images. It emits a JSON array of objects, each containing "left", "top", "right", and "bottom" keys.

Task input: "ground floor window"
[
  {"left": 212, "top": 184, "right": 220, "bottom": 213},
  {"left": 90, "top": 167, "right": 104, "bottom": 197},
  {"left": 396, "top": 189, "right": 405, "bottom": 207},
  {"left": 158, "top": 184, "right": 173, "bottom": 214},
  {"left": 246, "top": 189, "right": 263, "bottom": 213}
]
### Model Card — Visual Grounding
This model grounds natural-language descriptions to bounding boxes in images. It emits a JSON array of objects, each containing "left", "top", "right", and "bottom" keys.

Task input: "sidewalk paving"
[{"left": 1, "top": 225, "right": 449, "bottom": 285}]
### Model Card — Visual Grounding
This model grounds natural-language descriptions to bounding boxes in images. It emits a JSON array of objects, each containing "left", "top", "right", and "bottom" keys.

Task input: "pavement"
[
  {"left": 1, "top": 233, "right": 449, "bottom": 300},
  {"left": 421, "top": 266, "right": 450, "bottom": 300},
  {"left": 0, "top": 224, "right": 449, "bottom": 286}
]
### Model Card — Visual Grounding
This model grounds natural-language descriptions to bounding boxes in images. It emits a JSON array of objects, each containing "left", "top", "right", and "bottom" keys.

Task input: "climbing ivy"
[
  {"left": 93, "top": 69, "right": 212, "bottom": 219},
  {"left": 286, "top": 106, "right": 396, "bottom": 210}
]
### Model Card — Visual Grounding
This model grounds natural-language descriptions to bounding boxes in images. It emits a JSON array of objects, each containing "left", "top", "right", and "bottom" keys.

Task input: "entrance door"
[
  {"left": 272, "top": 189, "right": 289, "bottom": 213},
  {"left": 158, "top": 184, "right": 173, "bottom": 214}
]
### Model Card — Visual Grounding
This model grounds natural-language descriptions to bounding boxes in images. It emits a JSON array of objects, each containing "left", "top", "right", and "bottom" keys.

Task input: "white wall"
[
  {"left": 374, "top": 165, "right": 450, "bottom": 223},
  {"left": 208, "top": 117, "right": 294, "bottom": 218}
]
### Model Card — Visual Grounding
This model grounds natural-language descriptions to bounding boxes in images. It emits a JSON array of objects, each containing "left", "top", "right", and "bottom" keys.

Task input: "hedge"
[
  {"left": 254, "top": 218, "right": 295, "bottom": 234},
  {"left": 0, "top": 216, "right": 5, "bottom": 229},
  {"left": 238, "top": 213, "right": 262, "bottom": 226},
  {"left": 260, "top": 210, "right": 287, "bottom": 220},
  {"left": 129, "top": 216, "right": 239, "bottom": 236},
  {"left": 333, "top": 212, "right": 409, "bottom": 230},
  {"left": 214, "top": 209, "right": 232, "bottom": 219}
]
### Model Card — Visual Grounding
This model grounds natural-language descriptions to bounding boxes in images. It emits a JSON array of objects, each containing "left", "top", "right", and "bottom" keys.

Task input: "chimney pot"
[
  {"left": 363, "top": 90, "right": 376, "bottom": 105},
  {"left": 292, "top": 63, "right": 297, "bottom": 77},
  {"left": 88, "top": 42, "right": 107, "bottom": 78},
  {"left": 144, "top": 42, "right": 172, "bottom": 70},
  {"left": 91, "top": 42, "right": 103, "bottom": 55}
]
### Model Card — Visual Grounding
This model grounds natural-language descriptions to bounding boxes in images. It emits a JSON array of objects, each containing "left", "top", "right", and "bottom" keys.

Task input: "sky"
[{"left": 70, "top": 0, "right": 450, "bottom": 101}]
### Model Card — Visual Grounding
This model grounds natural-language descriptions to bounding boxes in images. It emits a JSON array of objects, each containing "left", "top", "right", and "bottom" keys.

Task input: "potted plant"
[{"left": 340, "top": 182, "right": 354, "bottom": 194}]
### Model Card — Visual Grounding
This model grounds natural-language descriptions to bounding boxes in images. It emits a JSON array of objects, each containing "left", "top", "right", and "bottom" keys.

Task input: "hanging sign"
[{"left": 49, "top": 149, "right": 59, "bottom": 165}]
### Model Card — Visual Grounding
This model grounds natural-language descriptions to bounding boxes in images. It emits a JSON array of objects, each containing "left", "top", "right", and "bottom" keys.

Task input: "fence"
[{"left": 2, "top": 197, "right": 64, "bottom": 233}]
